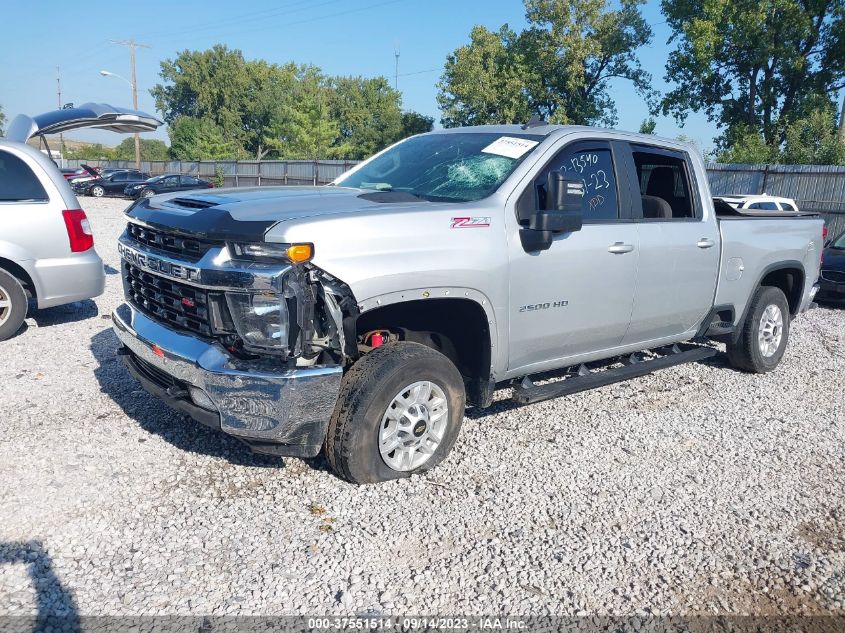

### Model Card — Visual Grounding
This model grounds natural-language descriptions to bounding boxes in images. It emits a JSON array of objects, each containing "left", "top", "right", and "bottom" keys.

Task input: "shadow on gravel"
[
  {"left": 103, "top": 264, "right": 120, "bottom": 275},
  {"left": 31, "top": 299, "right": 98, "bottom": 328},
  {"left": 90, "top": 328, "right": 286, "bottom": 469},
  {"left": 0, "top": 541, "right": 80, "bottom": 632}
]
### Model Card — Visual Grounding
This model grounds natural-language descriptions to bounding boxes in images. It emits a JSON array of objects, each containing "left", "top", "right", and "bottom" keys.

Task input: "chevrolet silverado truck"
[{"left": 111, "top": 125, "right": 823, "bottom": 483}]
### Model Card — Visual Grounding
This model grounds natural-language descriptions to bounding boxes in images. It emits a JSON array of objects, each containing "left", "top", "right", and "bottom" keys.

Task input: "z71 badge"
[{"left": 451, "top": 217, "right": 491, "bottom": 229}]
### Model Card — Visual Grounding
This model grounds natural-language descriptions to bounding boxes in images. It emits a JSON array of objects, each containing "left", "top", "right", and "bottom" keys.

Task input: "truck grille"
[
  {"left": 124, "top": 262, "right": 213, "bottom": 337},
  {"left": 126, "top": 223, "right": 218, "bottom": 262},
  {"left": 821, "top": 269, "right": 845, "bottom": 283}
]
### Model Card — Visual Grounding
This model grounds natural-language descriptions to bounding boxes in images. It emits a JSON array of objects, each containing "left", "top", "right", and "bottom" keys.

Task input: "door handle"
[
  {"left": 697, "top": 238, "right": 716, "bottom": 249},
  {"left": 607, "top": 242, "right": 635, "bottom": 254}
]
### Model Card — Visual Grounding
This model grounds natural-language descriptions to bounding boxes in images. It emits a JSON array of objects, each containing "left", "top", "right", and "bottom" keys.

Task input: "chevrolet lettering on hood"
[{"left": 117, "top": 242, "right": 199, "bottom": 282}]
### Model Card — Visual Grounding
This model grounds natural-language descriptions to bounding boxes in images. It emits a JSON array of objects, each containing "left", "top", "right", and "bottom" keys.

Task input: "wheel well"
[
  {"left": 760, "top": 267, "right": 804, "bottom": 315},
  {"left": 0, "top": 258, "right": 36, "bottom": 300},
  {"left": 355, "top": 298, "right": 492, "bottom": 407}
]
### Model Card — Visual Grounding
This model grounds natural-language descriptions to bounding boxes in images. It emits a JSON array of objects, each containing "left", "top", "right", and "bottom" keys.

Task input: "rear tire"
[
  {"left": 325, "top": 342, "right": 465, "bottom": 484},
  {"left": 726, "top": 286, "right": 790, "bottom": 373},
  {"left": 0, "top": 269, "right": 27, "bottom": 342}
]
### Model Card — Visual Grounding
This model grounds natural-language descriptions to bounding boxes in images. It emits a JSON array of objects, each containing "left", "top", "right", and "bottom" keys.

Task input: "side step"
[{"left": 512, "top": 344, "right": 717, "bottom": 405}]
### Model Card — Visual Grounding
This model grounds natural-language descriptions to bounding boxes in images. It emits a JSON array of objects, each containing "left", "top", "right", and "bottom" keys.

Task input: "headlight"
[
  {"left": 225, "top": 292, "right": 289, "bottom": 354},
  {"left": 229, "top": 242, "right": 313, "bottom": 264}
]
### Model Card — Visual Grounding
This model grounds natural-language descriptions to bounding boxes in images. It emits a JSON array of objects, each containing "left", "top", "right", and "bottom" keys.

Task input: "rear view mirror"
[{"left": 520, "top": 170, "right": 584, "bottom": 252}]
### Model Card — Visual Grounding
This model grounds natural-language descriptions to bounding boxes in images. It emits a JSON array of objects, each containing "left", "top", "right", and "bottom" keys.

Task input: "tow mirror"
[{"left": 520, "top": 170, "right": 584, "bottom": 252}]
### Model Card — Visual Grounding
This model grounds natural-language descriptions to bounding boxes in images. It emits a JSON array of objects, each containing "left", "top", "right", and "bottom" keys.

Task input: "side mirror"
[{"left": 520, "top": 170, "right": 584, "bottom": 252}]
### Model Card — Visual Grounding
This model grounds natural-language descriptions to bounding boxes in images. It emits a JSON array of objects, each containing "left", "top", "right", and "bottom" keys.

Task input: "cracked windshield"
[{"left": 335, "top": 132, "right": 544, "bottom": 202}]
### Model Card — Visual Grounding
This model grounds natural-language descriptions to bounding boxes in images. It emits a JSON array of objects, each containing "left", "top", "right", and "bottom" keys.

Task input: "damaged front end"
[{"left": 113, "top": 222, "right": 360, "bottom": 457}]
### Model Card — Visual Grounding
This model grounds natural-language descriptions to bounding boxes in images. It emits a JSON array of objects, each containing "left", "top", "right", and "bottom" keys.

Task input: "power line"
[
  {"left": 111, "top": 39, "right": 151, "bottom": 169},
  {"left": 145, "top": 0, "right": 344, "bottom": 42}
]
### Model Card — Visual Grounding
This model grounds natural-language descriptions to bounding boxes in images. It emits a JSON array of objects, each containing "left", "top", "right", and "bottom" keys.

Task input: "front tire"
[
  {"left": 91, "top": 185, "right": 105, "bottom": 197},
  {"left": 726, "top": 286, "right": 790, "bottom": 373},
  {"left": 0, "top": 269, "right": 27, "bottom": 341},
  {"left": 325, "top": 342, "right": 465, "bottom": 484},
  {"left": 142, "top": 188, "right": 155, "bottom": 198}
]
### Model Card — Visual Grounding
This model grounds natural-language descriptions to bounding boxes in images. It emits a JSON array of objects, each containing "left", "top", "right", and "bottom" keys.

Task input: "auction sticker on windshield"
[{"left": 481, "top": 136, "right": 539, "bottom": 159}]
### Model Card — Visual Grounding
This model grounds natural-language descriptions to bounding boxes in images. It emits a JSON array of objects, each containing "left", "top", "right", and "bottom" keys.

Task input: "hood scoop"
[{"left": 170, "top": 197, "right": 219, "bottom": 210}]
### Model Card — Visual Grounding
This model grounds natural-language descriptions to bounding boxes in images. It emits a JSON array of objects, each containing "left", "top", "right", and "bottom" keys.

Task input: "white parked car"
[
  {"left": 715, "top": 194, "right": 799, "bottom": 212},
  {"left": 0, "top": 103, "right": 162, "bottom": 340}
]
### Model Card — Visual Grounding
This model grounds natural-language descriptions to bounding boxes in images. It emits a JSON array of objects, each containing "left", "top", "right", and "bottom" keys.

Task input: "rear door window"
[
  {"left": 0, "top": 150, "right": 49, "bottom": 202},
  {"left": 631, "top": 147, "right": 697, "bottom": 219}
]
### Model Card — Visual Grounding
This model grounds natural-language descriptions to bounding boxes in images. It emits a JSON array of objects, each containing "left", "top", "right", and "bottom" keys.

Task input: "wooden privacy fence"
[{"left": 65, "top": 158, "right": 845, "bottom": 236}]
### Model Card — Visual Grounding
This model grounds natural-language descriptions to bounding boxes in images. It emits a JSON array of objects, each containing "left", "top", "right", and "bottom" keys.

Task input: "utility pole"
[
  {"left": 839, "top": 90, "right": 845, "bottom": 144},
  {"left": 112, "top": 38, "right": 150, "bottom": 169},
  {"left": 394, "top": 43, "right": 400, "bottom": 91},
  {"left": 56, "top": 66, "right": 64, "bottom": 166}
]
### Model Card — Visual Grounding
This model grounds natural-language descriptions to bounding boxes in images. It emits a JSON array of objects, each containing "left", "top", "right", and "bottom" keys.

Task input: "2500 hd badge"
[{"left": 117, "top": 242, "right": 199, "bottom": 282}]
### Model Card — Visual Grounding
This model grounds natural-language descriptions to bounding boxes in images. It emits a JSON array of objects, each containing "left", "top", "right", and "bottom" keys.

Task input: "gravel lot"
[{"left": 1, "top": 195, "right": 844, "bottom": 619}]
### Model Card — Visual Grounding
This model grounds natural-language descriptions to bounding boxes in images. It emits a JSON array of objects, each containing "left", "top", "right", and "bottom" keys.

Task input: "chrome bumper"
[{"left": 112, "top": 302, "right": 343, "bottom": 457}]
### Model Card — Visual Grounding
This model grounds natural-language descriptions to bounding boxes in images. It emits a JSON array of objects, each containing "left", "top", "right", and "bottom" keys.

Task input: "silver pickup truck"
[{"left": 112, "top": 125, "right": 823, "bottom": 483}]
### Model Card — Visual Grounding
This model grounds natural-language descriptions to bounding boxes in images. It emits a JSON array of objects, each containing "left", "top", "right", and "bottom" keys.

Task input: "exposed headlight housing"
[{"left": 226, "top": 291, "right": 290, "bottom": 354}]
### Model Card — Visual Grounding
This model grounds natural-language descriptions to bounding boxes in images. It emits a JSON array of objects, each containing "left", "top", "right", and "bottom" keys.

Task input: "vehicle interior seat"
[
  {"left": 641, "top": 194, "right": 672, "bottom": 219},
  {"left": 645, "top": 166, "right": 678, "bottom": 212}
]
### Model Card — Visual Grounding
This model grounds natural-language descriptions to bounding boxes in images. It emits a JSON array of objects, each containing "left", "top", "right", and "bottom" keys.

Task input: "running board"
[{"left": 512, "top": 345, "right": 717, "bottom": 405}]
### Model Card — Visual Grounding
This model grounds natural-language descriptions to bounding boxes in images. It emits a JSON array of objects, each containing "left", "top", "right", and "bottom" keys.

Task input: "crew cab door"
[
  {"left": 619, "top": 144, "right": 720, "bottom": 345},
  {"left": 507, "top": 139, "right": 639, "bottom": 372}
]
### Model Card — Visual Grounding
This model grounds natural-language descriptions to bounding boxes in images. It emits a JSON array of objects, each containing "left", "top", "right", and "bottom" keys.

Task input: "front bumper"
[{"left": 112, "top": 302, "right": 343, "bottom": 457}]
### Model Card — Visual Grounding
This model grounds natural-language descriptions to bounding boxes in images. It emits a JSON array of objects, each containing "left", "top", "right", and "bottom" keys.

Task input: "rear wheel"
[
  {"left": 91, "top": 185, "right": 105, "bottom": 197},
  {"left": 325, "top": 342, "right": 465, "bottom": 484},
  {"left": 726, "top": 286, "right": 790, "bottom": 373},
  {"left": 0, "top": 269, "right": 27, "bottom": 341}
]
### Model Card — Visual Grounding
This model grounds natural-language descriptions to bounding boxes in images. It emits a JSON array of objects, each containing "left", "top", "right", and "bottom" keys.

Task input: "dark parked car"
[
  {"left": 74, "top": 169, "right": 151, "bottom": 197},
  {"left": 817, "top": 230, "right": 845, "bottom": 304},
  {"left": 124, "top": 174, "right": 213, "bottom": 199}
]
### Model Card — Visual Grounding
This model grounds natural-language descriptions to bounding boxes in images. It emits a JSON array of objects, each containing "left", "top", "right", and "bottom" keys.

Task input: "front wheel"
[
  {"left": 325, "top": 342, "right": 465, "bottom": 484},
  {"left": 141, "top": 188, "right": 155, "bottom": 198},
  {"left": 726, "top": 286, "right": 790, "bottom": 373},
  {"left": 0, "top": 269, "right": 27, "bottom": 341},
  {"left": 91, "top": 185, "right": 105, "bottom": 197}
]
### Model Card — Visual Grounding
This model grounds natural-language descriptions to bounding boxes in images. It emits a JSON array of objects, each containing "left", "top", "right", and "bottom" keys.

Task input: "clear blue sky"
[{"left": 0, "top": 0, "right": 716, "bottom": 151}]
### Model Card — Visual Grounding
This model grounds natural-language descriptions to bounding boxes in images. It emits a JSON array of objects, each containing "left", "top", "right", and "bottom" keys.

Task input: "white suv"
[
  {"left": 715, "top": 194, "right": 799, "bottom": 212},
  {"left": 0, "top": 103, "right": 161, "bottom": 340}
]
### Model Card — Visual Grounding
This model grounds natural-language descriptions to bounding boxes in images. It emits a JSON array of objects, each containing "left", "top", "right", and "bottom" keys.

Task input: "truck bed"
[{"left": 714, "top": 204, "right": 824, "bottom": 325}]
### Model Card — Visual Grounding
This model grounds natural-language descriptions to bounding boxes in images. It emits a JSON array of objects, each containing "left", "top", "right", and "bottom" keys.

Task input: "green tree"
[
  {"left": 638, "top": 118, "right": 656, "bottom": 134},
  {"left": 64, "top": 144, "right": 115, "bottom": 161},
  {"left": 276, "top": 70, "right": 345, "bottom": 159},
  {"left": 437, "top": 0, "right": 654, "bottom": 127},
  {"left": 329, "top": 76, "right": 403, "bottom": 159},
  {"left": 113, "top": 138, "right": 170, "bottom": 161},
  {"left": 151, "top": 45, "right": 256, "bottom": 157},
  {"left": 168, "top": 116, "right": 236, "bottom": 160},
  {"left": 662, "top": 0, "right": 845, "bottom": 147},
  {"left": 401, "top": 112, "right": 435, "bottom": 136},
  {"left": 714, "top": 125, "right": 779, "bottom": 164},
  {"left": 781, "top": 100, "right": 845, "bottom": 164}
]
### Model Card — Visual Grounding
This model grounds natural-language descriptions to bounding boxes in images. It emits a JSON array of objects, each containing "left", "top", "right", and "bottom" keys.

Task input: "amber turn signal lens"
[{"left": 286, "top": 243, "right": 313, "bottom": 264}]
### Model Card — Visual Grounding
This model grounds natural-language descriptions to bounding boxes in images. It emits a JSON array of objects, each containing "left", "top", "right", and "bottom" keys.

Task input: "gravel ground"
[{"left": 1, "top": 195, "right": 844, "bottom": 619}]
